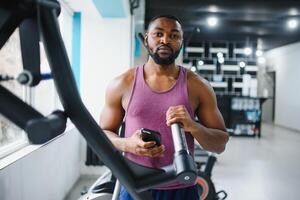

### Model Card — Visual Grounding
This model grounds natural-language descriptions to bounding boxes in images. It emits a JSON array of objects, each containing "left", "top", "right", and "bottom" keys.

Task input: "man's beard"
[{"left": 146, "top": 42, "right": 181, "bottom": 65}]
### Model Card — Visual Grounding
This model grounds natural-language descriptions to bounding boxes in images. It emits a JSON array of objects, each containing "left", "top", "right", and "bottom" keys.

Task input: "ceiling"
[{"left": 145, "top": 0, "right": 300, "bottom": 50}]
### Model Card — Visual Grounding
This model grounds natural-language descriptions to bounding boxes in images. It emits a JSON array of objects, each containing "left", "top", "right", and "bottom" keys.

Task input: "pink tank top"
[{"left": 124, "top": 65, "right": 195, "bottom": 189}]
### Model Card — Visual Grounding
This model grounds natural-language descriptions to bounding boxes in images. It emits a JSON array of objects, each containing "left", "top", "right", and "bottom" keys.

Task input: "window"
[
  {"left": 0, "top": 3, "right": 74, "bottom": 159},
  {"left": 0, "top": 30, "right": 28, "bottom": 158}
]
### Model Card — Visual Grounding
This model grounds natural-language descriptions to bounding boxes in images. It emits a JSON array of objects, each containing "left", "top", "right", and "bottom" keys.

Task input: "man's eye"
[
  {"left": 171, "top": 34, "right": 179, "bottom": 39},
  {"left": 154, "top": 32, "right": 163, "bottom": 37}
]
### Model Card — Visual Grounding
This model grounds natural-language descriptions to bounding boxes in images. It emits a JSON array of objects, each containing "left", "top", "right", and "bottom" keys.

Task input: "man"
[{"left": 100, "top": 15, "right": 229, "bottom": 200}]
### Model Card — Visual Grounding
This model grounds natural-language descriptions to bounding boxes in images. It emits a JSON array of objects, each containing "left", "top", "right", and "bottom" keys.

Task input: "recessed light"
[
  {"left": 239, "top": 61, "right": 246, "bottom": 68},
  {"left": 218, "top": 57, "right": 225, "bottom": 64},
  {"left": 207, "top": 17, "right": 218, "bottom": 27},
  {"left": 287, "top": 19, "right": 298, "bottom": 29},
  {"left": 288, "top": 8, "right": 299, "bottom": 16},
  {"left": 198, "top": 60, "right": 204, "bottom": 66},
  {"left": 258, "top": 57, "right": 266, "bottom": 65},
  {"left": 217, "top": 52, "right": 223, "bottom": 58},
  {"left": 244, "top": 47, "right": 253, "bottom": 56},
  {"left": 191, "top": 66, "right": 197, "bottom": 72},
  {"left": 208, "top": 5, "right": 218, "bottom": 13},
  {"left": 256, "top": 50, "right": 263, "bottom": 57}
]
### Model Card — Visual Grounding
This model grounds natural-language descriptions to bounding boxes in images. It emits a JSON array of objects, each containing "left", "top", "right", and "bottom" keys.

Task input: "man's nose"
[{"left": 160, "top": 35, "right": 170, "bottom": 44}]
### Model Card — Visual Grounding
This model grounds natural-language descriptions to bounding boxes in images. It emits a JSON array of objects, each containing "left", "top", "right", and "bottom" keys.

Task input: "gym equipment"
[
  {"left": 194, "top": 146, "right": 228, "bottom": 200},
  {"left": 0, "top": 72, "right": 52, "bottom": 85},
  {"left": 79, "top": 125, "right": 192, "bottom": 200},
  {"left": 79, "top": 146, "right": 228, "bottom": 200},
  {"left": 0, "top": 74, "right": 14, "bottom": 82},
  {"left": 79, "top": 125, "right": 227, "bottom": 200},
  {"left": 0, "top": 1, "right": 197, "bottom": 199},
  {"left": 79, "top": 170, "right": 116, "bottom": 200}
]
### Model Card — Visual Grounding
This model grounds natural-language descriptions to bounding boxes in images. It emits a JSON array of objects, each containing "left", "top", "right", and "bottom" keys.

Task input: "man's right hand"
[{"left": 125, "top": 129, "right": 165, "bottom": 157}]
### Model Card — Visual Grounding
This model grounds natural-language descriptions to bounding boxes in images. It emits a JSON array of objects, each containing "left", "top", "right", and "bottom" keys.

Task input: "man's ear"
[
  {"left": 180, "top": 39, "right": 184, "bottom": 49},
  {"left": 144, "top": 33, "right": 148, "bottom": 46}
]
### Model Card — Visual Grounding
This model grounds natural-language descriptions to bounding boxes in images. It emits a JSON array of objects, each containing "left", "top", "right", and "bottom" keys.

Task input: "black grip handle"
[{"left": 26, "top": 110, "right": 67, "bottom": 144}]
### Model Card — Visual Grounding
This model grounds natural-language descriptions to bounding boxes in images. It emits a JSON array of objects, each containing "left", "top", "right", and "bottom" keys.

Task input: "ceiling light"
[
  {"left": 287, "top": 19, "right": 299, "bottom": 29},
  {"left": 244, "top": 47, "right": 253, "bottom": 56},
  {"left": 258, "top": 57, "right": 266, "bottom": 65},
  {"left": 198, "top": 60, "right": 204, "bottom": 66},
  {"left": 218, "top": 57, "right": 225, "bottom": 64},
  {"left": 256, "top": 50, "right": 263, "bottom": 57},
  {"left": 239, "top": 61, "right": 246, "bottom": 68},
  {"left": 217, "top": 52, "right": 223, "bottom": 58},
  {"left": 208, "top": 5, "right": 218, "bottom": 13},
  {"left": 207, "top": 17, "right": 218, "bottom": 27},
  {"left": 191, "top": 66, "right": 197, "bottom": 72},
  {"left": 196, "top": 27, "right": 201, "bottom": 33},
  {"left": 288, "top": 8, "right": 299, "bottom": 16}
]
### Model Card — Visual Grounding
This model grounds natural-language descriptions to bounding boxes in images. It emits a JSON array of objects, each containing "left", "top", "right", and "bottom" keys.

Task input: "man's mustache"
[{"left": 157, "top": 45, "right": 173, "bottom": 53}]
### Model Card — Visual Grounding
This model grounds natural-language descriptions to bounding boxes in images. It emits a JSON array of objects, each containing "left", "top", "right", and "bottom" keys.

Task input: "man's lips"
[
  {"left": 158, "top": 49, "right": 171, "bottom": 54},
  {"left": 157, "top": 46, "right": 172, "bottom": 54}
]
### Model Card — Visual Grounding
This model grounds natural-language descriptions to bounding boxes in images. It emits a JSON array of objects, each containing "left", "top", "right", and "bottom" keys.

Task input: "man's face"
[{"left": 145, "top": 17, "right": 183, "bottom": 65}]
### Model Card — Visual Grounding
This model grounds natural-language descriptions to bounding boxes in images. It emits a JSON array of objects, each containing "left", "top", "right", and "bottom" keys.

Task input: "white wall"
[
  {"left": 265, "top": 42, "right": 300, "bottom": 131},
  {"left": 77, "top": 3, "right": 132, "bottom": 174},
  {"left": 80, "top": 15, "right": 132, "bottom": 120},
  {"left": 0, "top": 128, "right": 81, "bottom": 200}
]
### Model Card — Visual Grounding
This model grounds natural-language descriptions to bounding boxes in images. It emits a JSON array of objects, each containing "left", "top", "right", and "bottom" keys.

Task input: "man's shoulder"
[
  {"left": 107, "top": 67, "right": 137, "bottom": 94},
  {"left": 185, "top": 68, "right": 216, "bottom": 106},
  {"left": 186, "top": 68, "right": 211, "bottom": 89},
  {"left": 116, "top": 67, "right": 136, "bottom": 83}
]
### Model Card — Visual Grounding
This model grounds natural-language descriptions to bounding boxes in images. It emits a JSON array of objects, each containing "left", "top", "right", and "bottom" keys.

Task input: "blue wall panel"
[
  {"left": 72, "top": 12, "right": 81, "bottom": 89},
  {"left": 92, "top": 0, "right": 126, "bottom": 18}
]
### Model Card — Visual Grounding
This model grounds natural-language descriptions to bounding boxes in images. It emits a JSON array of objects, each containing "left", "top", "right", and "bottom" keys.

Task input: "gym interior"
[{"left": 0, "top": 0, "right": 300, "bottom": 200}]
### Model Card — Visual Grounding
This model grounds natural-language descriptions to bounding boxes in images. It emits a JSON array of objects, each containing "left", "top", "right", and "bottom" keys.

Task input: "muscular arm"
[
  {"left": 166, "top": 73, "right": 229, "bottom": 154},
  {"left": 99, "top": 77, "right": 127, "bottom": 152},
  {"left": 190, "top": 79, "right": 229, "bottom": 153}
]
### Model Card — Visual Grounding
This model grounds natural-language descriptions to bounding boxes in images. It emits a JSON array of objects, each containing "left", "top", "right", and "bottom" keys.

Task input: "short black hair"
[{"left": 147, "top": 14, "right": 182, "bottom": 31}]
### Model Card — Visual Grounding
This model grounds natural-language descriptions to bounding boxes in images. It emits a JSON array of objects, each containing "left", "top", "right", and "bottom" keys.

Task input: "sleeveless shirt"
[{"left": 124, "top": 65, "right": 195, "bottom": 189}]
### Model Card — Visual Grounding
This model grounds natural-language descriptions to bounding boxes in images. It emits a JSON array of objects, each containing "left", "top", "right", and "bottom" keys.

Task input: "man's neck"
[{"left": 144, "top": 58, "right": 179, "bottom": 78}]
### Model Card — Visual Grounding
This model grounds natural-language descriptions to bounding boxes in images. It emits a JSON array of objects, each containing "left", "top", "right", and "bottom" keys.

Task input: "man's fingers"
[
  {"left": 167, "top": 105, "right": 186, "bottom": 113},
  {"left": 166, "top": 112, "right": 185, "bottom": 121},
  {"left": 166, "top": 117, "right": 183, "bottom": 126},
  {"left": 143, "top": 141, "right": 156, "bottom": 148},
  {"left": 136, "top": 145, "right": 165, "bottom": 157},
  {"left": 135, "top": 147, "right": 149, "bottom": 156},
  {"left": 149, "top": 145, "right": 165, "bottom": 157}
]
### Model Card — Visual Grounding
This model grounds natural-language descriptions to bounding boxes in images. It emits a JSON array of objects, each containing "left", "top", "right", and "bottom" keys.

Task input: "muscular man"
[{"left": 100, "top": 15, "right": 229, "bottom": 200}]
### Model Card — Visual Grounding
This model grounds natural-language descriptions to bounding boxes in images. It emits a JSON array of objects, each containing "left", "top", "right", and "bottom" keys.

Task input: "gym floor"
[{"left": 65, "top": 123, "right": 300, "bottom": 200}]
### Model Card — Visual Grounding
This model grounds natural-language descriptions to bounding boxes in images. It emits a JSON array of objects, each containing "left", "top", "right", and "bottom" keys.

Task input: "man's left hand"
[{"left": 166, "top": 105, "right": 196, "bottom": 132}]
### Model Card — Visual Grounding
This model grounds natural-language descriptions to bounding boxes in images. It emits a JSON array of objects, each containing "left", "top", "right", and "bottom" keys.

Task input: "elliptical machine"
[{"left": 0, "top": 1, "right": 198, "bottom": 199}]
